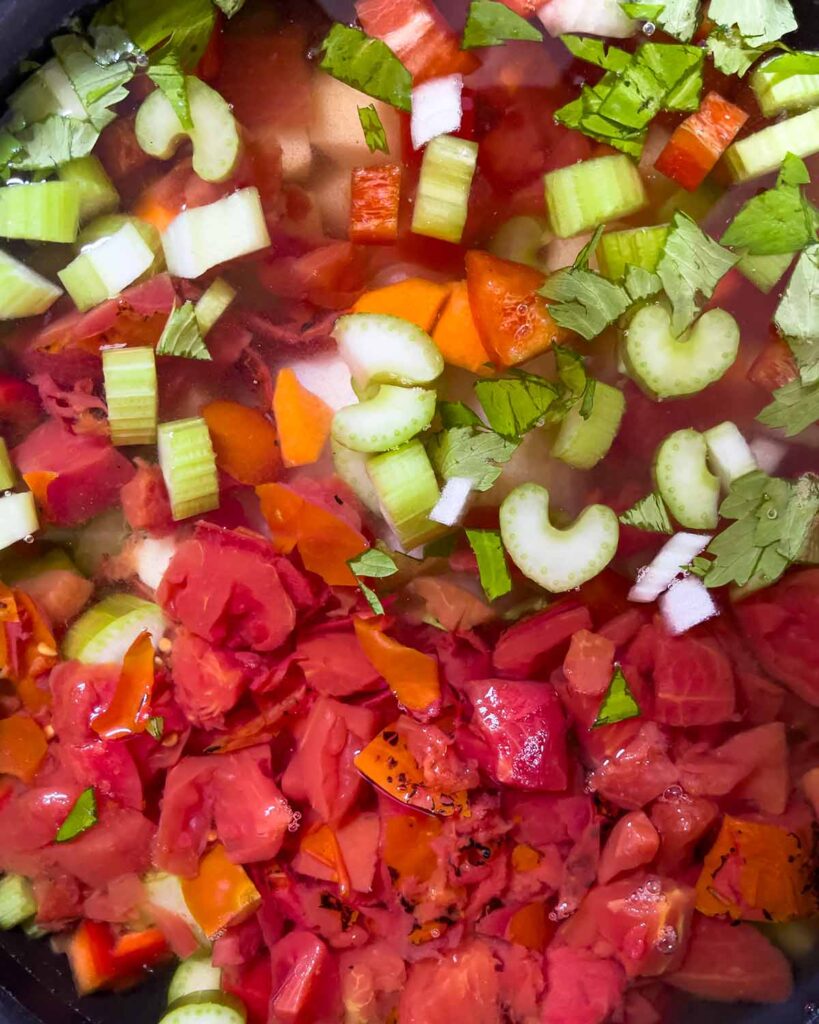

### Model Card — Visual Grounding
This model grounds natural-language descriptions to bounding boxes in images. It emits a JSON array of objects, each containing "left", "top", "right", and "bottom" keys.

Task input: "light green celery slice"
[
  {"left": 135, "top": 76, "right": 241, "bottom": 184},
  {"left": 0, "top": 492, "right": 39, "bottom": 551},
  {"left": 78, "top": 213, "right": 165, "bottom": 278},
  {"left": 331, "top": 440, "right": 382, "bottom": 514},
  {"left": 724, "top": 107, "right": 819, "bottom": 182},
  {"left": 552, "top": 382, "right": 625, "bottom": 469},
  {"left": 195, "top": 278, "right": 236, "bottom": 336},
  {"left": 0, "top": 182, "right": 80, "bottom": 243},
  {"left": 656, "top": 180, "right": 724, "bottom": 225},
  {"left": 499, "top": 482, "right": 619, "bottom": 593},
  {"left": 367, "top": 439, "right": 445, "bottom": 550},
  {"left": 58, "top": 155, "right": 119, "bottom": 224},
  {"left": 143, "top": 872, "right": 208, "bottom": 950},
  {"left": 544, "top": 154, "right": 648, "bottom": 238},
  {"left": 0, "top": 248, "right": 62, "bottom": 319},
  {"left": 59, "top": 222, "right": 155, "bottom": 312},
  {"left": 333, "top": 313, "right": 444, "bottom": 390},
  {"left": 0, "top": 439, "right": 15, "bottom": 491},
  {"left": 412, "top": 134, "right": 478, "bottom": 244},
  {"left": 654, "top": 428, "right": 719, "bottom": 529},
  {"left": 167, "top": 953, "right": 222, "bottom": 1006},
  {"left": 332, "top": 386, "right": 436, "bottom": 453},
  {"left": 598, "top": 224, "right": 670, "bottom": 280},
  {"left": 158, "top": 416, "right": 220, "bottom": 521},
  {"left": 162, "top": 187, "right": 270, "bottom": 279},
  {"left": 8, "top": 58, "right": 86, "bottom": 124},
  {"left": 624, "top": 303, "right": 740, "bottom": 399},
  {"left": 103, "top": 346, "right": 158, "bottom": 446},
  {"left": 159, "top": 1003, "right": 244, "bottom": 1024},
  {"left": 703, "top": 421, "right": 758, "bottom": 489},
  {"left": 0, "top": 875, "right": 37, "bottom": 929},
  {"left": 64, "top": 593, "right": 168, "bottom": 663},
  {"left": 737, "top": 250, "right": 793, "bottom": 293},
  {"left": 489, "top": 216, "right": 552, "bottom": 270},
  {"left": 752, "top": 58, "right": 819, "bottom": 118}
]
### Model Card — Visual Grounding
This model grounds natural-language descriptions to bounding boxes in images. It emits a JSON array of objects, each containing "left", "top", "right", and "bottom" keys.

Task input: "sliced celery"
[
  {"left": 160, "top": 1002, "right": 245, "bottom": 1024},
  {"left": 656, "top": 180, "right": 724, "bottom": 225},
  {"left": 58, "top": 155, "right": 119, "bottom": 223},
  {"left": 0, "top": 439, "right": 15, "bottom": 491},
  {"left": 103, "top": 346, "right": 158, "bottom": 446},
  {"left": 168, "top": 953, "right": 222, "bottom": 1006},
  {"left": 136, "top": 76, "right": 241, "bottom": 184},
  {"left": 64, "top": 593, "right": 167, "bottom": 663},
  {"left": 0, "top": 491, "right": 39, "bottom": 550},
  {"left": 552, "top": 382, "right": 625, "bottom": 469},
  {"left": 59, "top": 222, "right": 155, "bottom": 312},
  {"left": 499, "top": 482, "right": 619, "bottom": 593},
  {"left": 78, "top": 213, "right": 164, "bottom": 278},
  {"left": 411, "top": 134, "right": 478, "bottom": 244},
  {"left": 333, "top": 313, "right": 444, "bottom": 390},
  {"left": 752, "top": 57, "right": 819, "bottom": 118},
  {"left": 598, "top": 225, "right": 669, "bottom": 280},
  {"left": 489, "top": 216, "right": 552, "bottom": 270},
  {"left": 332, "top": 386, "right": 436, "bottom": 453},
  {"left": 0, "top": 875, "right": 36, "bottom": 930},
  {"left": 737, "top": 251, "right": 793, "bottom": 293},
  {"left": 367, "top": 439, "right": 445, "bottom": 550},
  {"left": 0, "top": 182, "right": 80, "bottom": 243},
  {"left": 624, "top": 303, "right": 740, "bottom": 399},
  {"left": 0, "top": 248, "right": 62, "bottom": 319},
  {"left": 703, "top": 421, "right": 757, "bottom": 489},
  {"left": 195, "top": 278, "right": 236, "bottom": 336},
  {"left": 654, "top": 428, "right": 719, "bottom": 530},
  {"left": 157, "top": 417, "right": 220, "bottom": 521},
  {"left": 724, "top": 107, "right": 819, "bottom": 183},
  {"left": 544, "top": 155, "right": 648, "bottom": 238},
  {"left": 8, "top": 58, "right": 86, "bottom": 124},
  {"left": 143, "top": 872, "right": 209, "bottom": 950},
  {"left": 331, "top": 440, "right": 382, "bottom": 513},
  {"left": 162, "top": 187, "right": 271, "bottom": 279}
]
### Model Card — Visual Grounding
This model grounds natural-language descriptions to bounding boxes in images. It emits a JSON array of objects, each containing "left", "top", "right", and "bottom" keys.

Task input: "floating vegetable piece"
[
  {"left": 350, "top": 164, "right": 401, "bottom": 243},
  {"left": 354, "top": 616, "right": 441, "bottom": 713},
  {"left": 655, "top": 428, "right": 720, "bottom": 530},
  {"left": 383, "top": 814, "right": 442, "bottom": 882},
  {"left": 64, "top": 594, "right": 167, "bottom": 665},
  {"left": 103, "top": 346, "right": 158, "bottom": 446},
  {"left": 55, "top": 787, "right": 97, "bottom": 843},
  {"left": 592, "top": 666, "right": 642, "bottom": 727},
  {"left": 202, "top": 400, "right": 281, "bottom": 484},
  {"left": 334, "top": 312, "right": 445, "bottom": 390},
  {"left": 67, "top": 920, "right": 169, "bottom": 996},
  {"left": 180, "top": 843, "right": 261, "bottom": 939},
  {"left": 157, "top": 416, "right": 220, "bottom": 521},
  {"left": 299, "top": 824, "right": 351, "bottom": 896},
  {"left": 92, "top": 630, "right": 155, "bottom": 740},
  {"left": 272, "top": 369, "right": 333, "bottom": 469},
  {"left": 351, "top": 279, "right": 450, "bottom": 333},
  {"left": 412, "top": 134, "right": 478, "bottom": 243},
  {"left": 332, "top": 385, "right": 437, "bottom": 453},
  {"left": 655, "top": 92, "right": 748, "bottom": 191},
  {"left": 0, "top": 714, "right": 48, "bottom": 783}
]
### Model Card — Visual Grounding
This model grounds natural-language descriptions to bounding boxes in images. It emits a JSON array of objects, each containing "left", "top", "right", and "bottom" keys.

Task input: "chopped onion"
[
  {"left": 411, "top": 75, "right": 463, "bottom": 151},
  {"left": 289, "top": 353, "right": 357, "bottom": 412},
  {"left": 629, "top": 532, "right": 712, "bottom": 604},
  {"left": 749, "top": 436, "right": 787, "bottom": 475},
  {"left": 0, "top": 492, "right": 38, "bottom": 551},
  {"left": 537, "top": 0, "right": 638, "bottom": 38},
  {"left": 134, "top": 536, "right": 177, "bottom": 592},
  {"left": 430, "top": 476, "right": 473, "bottom": 527},
  {"left": 660, "top": 576, "right": 719, "bottom": 635}
]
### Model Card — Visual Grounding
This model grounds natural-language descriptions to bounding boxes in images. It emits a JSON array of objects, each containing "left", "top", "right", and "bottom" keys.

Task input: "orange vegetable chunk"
[
  {"left": 0, "top": 714, "right": 48, "bottom": 782},
  {"left": 202, "top": 399, "right": 282, "bottom": 485},
  {"left": 354, "top": 616, "right": 441, "bottom": 713},
  {"left": 181, "top": 843, "right": 262, "bottom": 939},
  {"left": 271, "top": 368, "right": 333, "bottom": 468},
  {"left": 92, "top": 630, "right": 155, "bottom": 740},
  {"left": 352, "top": 277, "right": 451, "bottom": 332},
  {"left": 432, "top": 280, "right": 494, "bottom": 374}
]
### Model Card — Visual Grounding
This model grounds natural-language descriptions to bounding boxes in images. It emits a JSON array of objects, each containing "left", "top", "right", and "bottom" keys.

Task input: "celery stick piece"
[
  {"left": 544, "top": 155, "right": 648, "bottom": 238},
  {"left": 158, "top": 417, "right": 219, "bottom": 521},
  {"left": 103, "top": 346, "right": 158, "bottom": 446},
  {"left": 367, "top": 439, "right": 445, "bottom": 550},
  {"left": 412, "top": 134, "right": 478, "bottom": 244},
  {"left": 59, "top": 222, "right": 155, "bottom": 311},
  {"left": 0, "top": 182, "right": 80, "bottom": 243},
  {"left": 655, "top": 428, "right": 719, "bottom": 530},
  {"left": 58, "top": 155, "right": 119, "bottom": 224},
  {"left": 0, "top": 248, "right": 62, "bottom": 318}
]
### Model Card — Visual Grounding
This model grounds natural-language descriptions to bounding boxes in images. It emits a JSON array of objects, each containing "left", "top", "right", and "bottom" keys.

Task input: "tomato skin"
[
  {"left": 0, "top": 373, "right": 41, "bottom": 441},
  {"left": 747, "top": 331, "right": 798, "bottom": 392}
]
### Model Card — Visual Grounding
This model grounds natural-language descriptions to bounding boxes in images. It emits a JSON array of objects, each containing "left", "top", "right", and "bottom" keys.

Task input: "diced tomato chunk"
[
  {"left": 350, "top": 165, "right": 402, "bottom": 244},
  {"left": 493, "top": 602, "right": 592, "bottom": 677},
  {"left": 651, "top": 629, "right": 735, "bottom": 726},
  {"left": 269, "top": 931, "right": 341, "bottom": 1024},
  {"left": 541, "top": 946, "right": 625, "bottom": 1024},
  {"left": 0, "top": 373, "right": 42, "bottom": 442},
  {"left": 597, "top": 811, "right": 660, "bottom": 885},
  {"left": 399, "top": 941, "right": 500, "bottom": 1024},
  {"left": 747, "top": 331, "right": 798, "bottom": 392},
  {"left": 655, "top": 92, "right": 748, "bottom": 191}
]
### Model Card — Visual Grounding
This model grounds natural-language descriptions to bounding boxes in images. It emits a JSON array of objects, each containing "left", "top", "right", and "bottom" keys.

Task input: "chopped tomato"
[
  {"left": 353, "top": 617, "right": 441, "bottom": 714},
  {"left": 508, "top": 900, "right": 553, "bottom": 952},
  {"left": 299, "top": 823, "right": 351, "bottom": 896},
  {"left": 747, "top": 331, "right": 798, "bottom": 392},
  {"left": 350, "top": 165, "right": 402, "bottom": 244},
  {"left": 0, "top": 374, "right": 41, "bottom": 442}
]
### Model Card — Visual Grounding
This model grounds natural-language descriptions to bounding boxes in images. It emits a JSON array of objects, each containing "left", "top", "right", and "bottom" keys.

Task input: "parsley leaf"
[
  {"left": 146, "top": 716, "right": 165, "bottom": 741},
  {"left": 621, "top": 3, "right": 665, "bottom": 18},
  {"left": 757, "top": 377, "right": 819, "bottom": 436},
  {"left": 706, "top": 28, "right": 777, "bottom": 76},
  {"left": 348, "top": 548, "right": 399, "bottom": 614},
  {"left": 52, "top": 34, "right": 134, "bottom": 130},
  {"left": 358, "top": 104, "right": 389, "bottom": 154},
  {"left": 213, "top": 0, "right": 246, "bottom": 16},
  {"left": 540, "top": 267, "right": 631, "bottom": 340},
  {"left": 721, "top": 155, "right": 816, "bottom": 256},
  {"left": 758, "top": 50, "right": 819, "bottom": 86},
  {"left": 319, "top": 24, "right": 412, "bottom": 113},
  {"left": 147, "top": 52, "right": 192, "bottom": 131},
  {"left": 462, "top": 0, "right": 542, "bottom": 48},
  {"left": 465, "top": 528, "right": 512, "bottom": 601},
  {"left": 475, "top": 373, "right": 559, "bottom": 439},
  {"left": 774, "top": 245, "right": 819, "bottom": 383},
  {"left": 427, "top": 426, "right": 518, "bottom": 490},
  {"left": 8, "top": 116, "right": 98, "bottom": 171},
  {"left": 561, "top": 36, "right": 631, "bottom": 72},
  {"left": 97, "top": 0, "right": 216, "bottom": 70},
  {"left": 592, "top": 667, "right": 641, "bottom": 728},
  {"left": 439, "top": 401, "right": 483, "bottom": 428},
  {"left": 624, "top": 265, "right": 663, "bottom": 301},
  {"left": 619, "top": 492, "right": 674, "bottom": 533},
  {"left": 156, "top": 302, "right": 212, "bottom": 360},
  {"left": 55, "top": 787, "right": 98, "bottom": 843},
  {"left": 655, "top": 0, "right": 700, "bottom": 41},
  {"left": 709, "top": 0, "right": 797, "bottom": 46},
  {"left": 553, "top": 344, "right": 588, "bottom": 396},
  {"left": 657, "top": 212, "right": 738, "bottom": 334}
]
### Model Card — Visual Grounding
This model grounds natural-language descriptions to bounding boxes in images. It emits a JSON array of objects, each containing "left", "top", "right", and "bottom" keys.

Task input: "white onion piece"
[
  {"left": 411, "top": 75, "right": 463, "bottom": 150},
  {"left": 660, "top": 576, "right": 719, "bottom": 635},
  {"left": 289, "top": 353, "right": 357, "bottom": 412},
  {"left": 703, "top": 421, "right": 757, "bottom": 489},
  {"left": 629, "top": 532, "right": 712, "bottom": 603},
  {"left": 135, "top": 536, "right": 177, "bottom": 592},
  {"left": 430, "top": 477, "right": 473, "bottom": 526},
  {"left": 538, "top": 0, "right": 638, "bottom": 38},
  {"left": 749, "top": 436, "right": 787, "bottom": 475}
]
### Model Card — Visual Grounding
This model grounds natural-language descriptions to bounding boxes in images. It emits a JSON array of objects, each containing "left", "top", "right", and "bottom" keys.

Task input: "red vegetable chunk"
[
  {"left": 651, "top": 629, "right": 736, "bottom": 726},
  {"left": 399, "top": 941, "right": 500, "bottom": 1024},
  {"left": 493, "top": 602, "right": 592, "bottom": 677},
  {"left": 654, "top": 92, "right": 748, "bottom": 191},
  {"left": 541, "top": 946, "right": 626, "bottom": 1024}
]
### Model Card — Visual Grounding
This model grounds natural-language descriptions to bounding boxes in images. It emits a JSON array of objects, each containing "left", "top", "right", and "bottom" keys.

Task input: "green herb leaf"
[
  {"left": 553, "top": 344, "right": 588, "bottom": 396},
  {"left": 52, "top": 34, "right": 134, "bottom": 130},
  {"left": 9, "top": 116, "right": 98, "bottom": 171},
  {"left": 465, "top": 528, "right": 512, "bottom": 601},
  {"left": 655, "top": 0, "right": 700, "bottom": 41},
  {"left": 621, "top": 2, "right": 665, "bottom": 18},
  {"left": 462, "top": 0, "right": 542, "bottom": 48},
  {"left": 97, "top": 0, "right": 216, "bottom": 70},
  {"left": 439, "top": 401, "right": 483, "bottom": 429},
  {"left": 89, "top": 24, "right": 145, "bottom": 65},
  {"left": 147, "top": 52, "right": 192, "bottom": 131},
  {"left": 657, "top": 212, "right": 738, "bottom": 334},
  {"left": 624, "top": 265, "right": 663, "bottom": 301},
  {"left": 156, "top": 302, "right": 212, "bottom": 360},
  {"left": 427, "top": 426, "right": 518, "bottom": 490},
  {"left": 721, "top": 159, "right": 816, "bottom": 256},
  {"left": 424, "top": 533, "right": 457, "bottom": 559},
  {"left": 592, "top": 667, "right": 641, "bottom": 728},
  {"left": 774, "top": 245, "right": 819, "bottom": 383},
  {"left": 348, "top": 548, "right": 399, "bottom": 579},
  {"left": 55, "top": 787, "right": 98, "bottom": 843},
  {"left": 757, "top": 377, "right": 819, "bottom": 436},
  {"left": 555, "top": 85, "right": 646, "bottom": 158},
  {"left": 540, "top": 268, "right": 631, "bottom": 340},
  {"left": 475, "top": 374, "right": 559, "bottom": 439},
  {"left": 146, "top": 716, "right": 165, "bottom": 740},
  {"left": 709, "top": 0, "right": 797, "bottom": 46},
  {"left": 619, "top": 492, "right": 674, "bottom": 533},
  {"left": 319, "top": 24, "right": 412, "bottom": 113},
  {"left": 758, "top": 50, "right": 819, "bottom": 86},
  {"left": 561, "top": 36, "right": 631, "bottom": 72},
  {"left": 357, "top": 104, "right": 389, "bottom": 154},
  {"left": 213, "top": 0, "right": 246, "bottom": 16},
  {"left": 706, "top": 28, "right": 776, "bottom": 76}
]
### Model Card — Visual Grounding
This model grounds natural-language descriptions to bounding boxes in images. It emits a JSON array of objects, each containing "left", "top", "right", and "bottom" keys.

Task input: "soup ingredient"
[
  {"left": 354, "top": 616, "right": 441, "bottom": 712},
  {"left": 67, "top": 920, "right": 170, "bottom": 997},
  {"left": 59, "top": 222, "right": 155, "bottom": 312},
  {"left": 57, "top": 155, "right": 119, "bottom": 223},
  {"left": 349, "top": 165, "right": 402, "bottom": 244},
  {"left": 538, "top": 0, "right": 637, "bottom": 38},
  {"left": 702, "top": 421, "right": 757, "bottom": 488},
  {"left": 367, "top": 439, "right": 443, "bottom": 548},
  {"left": 0, "top": 181, "right": 80, "bottom": 243},
  {"left": 64, "top": 593, "right": 167, "bottom": 663},
  {"left": 544, "top": 154, "right": 647, "bottom": 238},
  {"left": 180, "top": 844, "right": 261, "bottom": 939},
  {"left": 412, "top": 134, "right": 478, "bottom": 244},
  {"left": 0, "top": 875, "right": 36, "bottom": 930},
  {"left": 462, "top": 0, "right": 542, "bottom": 48},
  {"left": 629, "top": 531, "right": 712, "bottom": 602},
  {"left": 654, "top": 428, "right": 720, "bottom": 530},
  {"left": 0, "top": 249, "right": 62, "bottom": 318},
  {"left": 332, "top": 385, "right": 437, "bottom": 452},
  {"left": 466, "top": 527, "right": 512, "bottom": 601},
  {"left": 103, "top": 346, "right": 158, "bottom": 446},
  {"left": 0, "top": 492, "right": 39, "bottom": 551},
  {"left": 352, "top": 279, "right": 450, "bottom": 333},
  {"left": 334, "top": 313, "right": 445, "bottom": 389},
  {"left": 429, "top": 476, "right": 473, "bottom": 525},
  {"left": 655, "top": 92, "right": 748, "bottom": 191},
  {"left": 194, "top": 278, "right": 235, "bottom": 336},
  {"left": 431, "top": 281, "right": 493, "bottom": 372},
  {"left": 500, "top": 482, "right": 619, "bottom": 592},
  {"left": 200, "top": 400, "right": 280, "bottom": 485},
  {"left": 724, "top": 107, "right": 819, "bottom": 182},
  {"left": 592, "top": 666, "right": 641, "bottom": 727},
  {"left": 657, "top": 213, "right": 737, "bottom": 333},
  {"left": 659, "top": 575, "right": 718, "bottom": 634},
  {"left": 157, "top": 417, "right": 219, "bottom": 520},
  {"left": 758, "top": 376, "right": 819, "bottom": 436},
  {"left": 552, "top": 381, "right": 625, "bottom": 470},
  {"left": 167, "top": 953, "right": 222, "bottom": 1005},
  {"left": 752, "top": 51, "right": 819, "bottom": 116},
  {"left": 620, "top": 491, "right": 674, "bottom": 534},
  {"left": 156, "top": 303, "right": 211, "bottom": 361},
  {"left": 411, "top": 74, "right": 463, "bottom": 150},
  {"left": 272, "top": 369, "right": 333, "bottom": 469},
  {"left": 597, "top": 224, "right": 669, "bottom": 280},
  {"left": 55, "top": 787, "right": 98, "bottom": 843},
  {"left": 318, "top": 24, "right": 412, "bottom": 112}
]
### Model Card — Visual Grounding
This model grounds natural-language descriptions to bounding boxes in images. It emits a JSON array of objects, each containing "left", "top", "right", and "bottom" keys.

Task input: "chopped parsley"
[
  {"left": 148, "top": 52, "right": 192, "bottom": 130},
  {"left": 319, "top": 24, "right": 412, "bottom": 113},
  {"left": 358, "top": 104, "right": 389, "bottom": 154},
  {"left": 96, "top": 0, "right": 217, "bottom": 70},
  {"left": 438, "top": 401, "right": 483, "bottom": 429},
  {"left": 465, "top": 528, "right": 512, "bottom": 601},
  {"left": 348, "top": 548, "right": 399, "bottom": 615},
  {"left": 462, "top": 0, "right": 542, "bottom": 48},
  {"left": 427, "top": 426, "right": 518, "bottom": 491},
  {"left": 655, "top": 0, "right": 700, "bottom": 41},
  {"left": 706, "top": 28, "right": 777, "bottom": 77},
  {"left": 774, "top": 245, "right": 819, "bottom": 383},
  {"left": 8, "top": 117, "right": 98, "bottom": 172},
  {"left": 709, "top": 0, "right": 797, "bottom": 46},
  {"left": 475, "top": 373, "right": 559, "bottom": 439},
  {"left": 619, "top": 492, "right": 674, "bottom": 534},
  {"left": 540, "top": 266, "right": 631, "bottom": 341},
  {"left": 146, "top": 716, "right": 165, "bottom": 741},
  {"left": 592, "top": 667, "right": 641, "bottom": 728},
  {"left": 52, "top": 34, "right": 134, "bottom": 130},
  {"left": 757, "top": 378, "right": 819, "bottom": 437},
  {"left": 55, "top": 788, "right": 98, "bottom": 843},
  {"left": 156, "top": 303, "right": 212, "bottom": 360},
  {"left": 620, "top": 3, "right": 665, "bottom": 19}
]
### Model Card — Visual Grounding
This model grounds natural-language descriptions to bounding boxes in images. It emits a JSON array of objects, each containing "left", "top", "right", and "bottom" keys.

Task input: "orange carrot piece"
[
  {"left": 655, "top": 92, "right": 749, "bottom": 192},
  {"left": 0, "top": 714, "right": 48, "bottom": 782},
  {"left": 352, "top": 277, "right": 452, "bottom": 333},
  {"left": 201, "top": 400, "right": 282, "bottom": 485},
  {"left": 0, "top": 583, "right": 18, "bottom": 622},
  {"left": 432, "top": 280, "right": 494, "bottom": 374},
  {"left": 508, "top": 901, "right": 552, "bottom": 952},
  {"left": 349, "top": 164, "right": 402, "bottom": 244},
  {"left": 354, "top": 616, "right": 441, "bottom": 712},
  {"left": 132, "top": 195, "right": 178, "bottom": 234},
  {"left": 23, "top": 471, "right": 57, "bottom": 511},
  {"left": 92, "top": 630, "right": 155, "bottom": 740},
  {"left": 12, "top": 590, "right": 57, "bottom": 713},
  {"left": 271, "top": 368, "right": 333, "bottom": 468},
  {"left": 181, "top": 843, "right": 261, "bottom": 939}
]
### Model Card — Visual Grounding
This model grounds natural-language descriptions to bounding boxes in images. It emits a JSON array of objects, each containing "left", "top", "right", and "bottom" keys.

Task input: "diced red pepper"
[
  {"left": 350, "top": 165, "right": 402, "bottom": 244},
  {"left": 92, "top": 631, "right": 155, "bottom": 740},
  {"left": 465, "top": 251, "right": 569, "bottom": 366},
  {"left": 747, "top": 331, "right": 798, "bottom": 393},
  {"left": 180, "top": 843, "right": 262, "bottom": 940},
  {"left": 67, "top": 920, "right": 169, "bottom": 995},
  {"left": 5, "top": 589, "right": 58, "bottom": 713},
  {"left": 654, "top": 92, "right": 749, "bottom": 192}
]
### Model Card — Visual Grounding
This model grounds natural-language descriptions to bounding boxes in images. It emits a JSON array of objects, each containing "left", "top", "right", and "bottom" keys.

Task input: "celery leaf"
[
  {"left": 655, "top": 0, "right": 700, "bottom": 41},
  {"left": 465, "top": 528, "right": 512, "bottom": 601},
  {"left": 462, "top": 0, "right": 542, "bottom": 48},
  {"left": 709, "top": 0, "right": 797, "bottom": 45},
  {"left": 619, "top": 492, "right": 674, "bottom": 533},
  {"left": 156, "top": 302, "right": 212, "bottom": 360},
  {"left": 592, "top": 667, "right": 641, "bottom": 728},
  {"left": 475, "top": 374, "right": 558, "bottom": 438},
  {"left": 319, "top": 24, "right": 412, "bottom": 112},
  {"left": 358, "top": 104, "right": 389, "bottom": 154},
  {"left": 721, "top": 161, "right": 817, "bottom": 256},
  {"left": 427, "top": 426, "right": 518, "bottom": 490},
  {"left": 774, "top": 245, "right": 819, "bottom": 382},
  {"left": 757, "top": 377, "right": 819, "bottom": 436},
  {"left": 97, "top": 0, "right": 216, "bottom": 70},
  {"left": 9, "top": 116, "right": 98, "bottom": 171}
]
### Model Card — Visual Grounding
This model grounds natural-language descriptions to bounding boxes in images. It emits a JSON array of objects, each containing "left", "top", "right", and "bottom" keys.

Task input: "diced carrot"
[
  {"left": 92, "top": 631, "right": 155, "bottom": 740},
  {"left": 132, "top": 194, "right": 179, "bottom": 234},
  {"left": 271, "top": 368, "right": 333, "bottom": 468},
  {"left": 0, "top": 714, "right": 48, "bottom": 782},
  {"left": 181, "top": 843, "right": 262, "bottom": 940},
  {"left": 67, "top": 921, "right": 118, "bottom": 995},
  {"left": 350, "top": 165, "right": 402, "bottom": 244},
  {"left": 299, "top": 824, "right": 351, "bottom": 896},
  {"left": 202, "top": 400, "right": 282, "bottom": 485},
  {"left": 508, "top": 901, "right": 553, "bottom": 952},
  {"left": 655, "top": 92, "right": 749, "bottom": 192},
  {"left": 383, "top": 814, "right": 442, "bottom": 882},
  {"left": 747, "top": 332, "right": 798, "bottom": 393},
  {"left": 432, "top": 280, "right": 494, "bottom": 374},
  {"left": 256, "top": 482, "right": 368, "bottom": 586},
  {"left": 23, "top": 471, "right": 57, "bottom": 510},
  {"left": 466, "top": 251, "right": 568, "bottom": 366},
  {"left": 354, "top": 616, "right": 441, "bottom": 713},
  {"left": 352, "top": 277, "right": 451, "bottom": 332}
]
